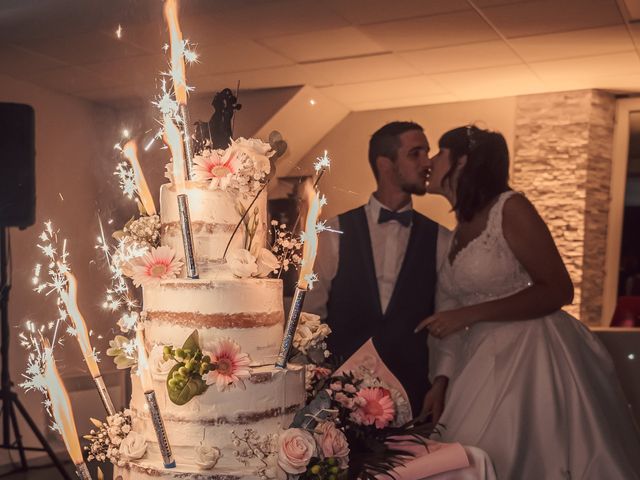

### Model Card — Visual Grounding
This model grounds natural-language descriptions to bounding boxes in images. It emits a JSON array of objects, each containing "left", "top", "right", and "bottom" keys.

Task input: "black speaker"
[{"left": 0, "top": 103, "right": 35, "bottom": 229}]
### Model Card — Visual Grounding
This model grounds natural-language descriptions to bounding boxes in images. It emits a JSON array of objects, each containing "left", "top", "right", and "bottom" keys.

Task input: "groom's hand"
[{"left": 416, "top": 375, "right": 448, "bottom": 425}]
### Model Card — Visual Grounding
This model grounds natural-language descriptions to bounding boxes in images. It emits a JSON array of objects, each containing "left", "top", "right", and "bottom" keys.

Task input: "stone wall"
[{"left": 512, "top": 90, "right": 615, "bottom": 324}]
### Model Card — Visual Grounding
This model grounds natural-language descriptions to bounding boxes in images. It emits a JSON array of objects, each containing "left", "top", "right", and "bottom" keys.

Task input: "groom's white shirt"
[{"left": 304, "top": 194, "right": 456, "bottom": 380}]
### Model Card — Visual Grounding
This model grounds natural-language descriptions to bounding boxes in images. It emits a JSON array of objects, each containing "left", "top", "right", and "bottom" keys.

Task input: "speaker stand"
[{"left": 0, "top": 227, "right": 72, "bottom": 479}]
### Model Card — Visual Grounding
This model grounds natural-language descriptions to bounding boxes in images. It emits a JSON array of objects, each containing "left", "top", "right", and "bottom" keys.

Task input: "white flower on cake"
[
  {"left": 106, "top": 335, "right": 137, "bottom": 369},
  {"left": 118, "top": 431, "right": 147, "bottom": 460},
  {"left": 227, "top": 249, "right": 258, "bottom": 278},
  {"left": 202, "top": 338, "right": 252, "bottom": 392},
  {"left": 223, "top": 137, "right": 272, "bottom": 175},
  {"left": 293, "top": 312, "right": 332, "bottom": 355},
  {"left": 148, "top": 344, "right": 176, "bottom": 377},
  {"left": 256, "top": 247, "right": 280, "bottom": 277},
  {"left": 130, "top": 245, "right": 183, "bottom": 287},
  {"left": 194, "top": 444, "right": 221, "bottom": 470},
  {"left": 192, "top": 147, "right": 238, "bottom": 189}
]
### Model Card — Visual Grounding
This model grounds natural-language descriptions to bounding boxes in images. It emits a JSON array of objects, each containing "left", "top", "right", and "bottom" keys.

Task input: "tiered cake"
[{"left": 114, "top": 181, "right": 306, "bottom": 480}]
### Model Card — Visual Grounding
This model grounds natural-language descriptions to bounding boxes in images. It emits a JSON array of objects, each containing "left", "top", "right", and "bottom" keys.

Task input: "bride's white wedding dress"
[{"left": 431, "top": 191, "right": 640, "bottom": 479}]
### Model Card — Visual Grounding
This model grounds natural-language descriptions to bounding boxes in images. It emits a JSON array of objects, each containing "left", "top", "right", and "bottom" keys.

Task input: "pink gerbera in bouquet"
[{"left": 279, "top": 370, "right": 435, "bottom": 480}]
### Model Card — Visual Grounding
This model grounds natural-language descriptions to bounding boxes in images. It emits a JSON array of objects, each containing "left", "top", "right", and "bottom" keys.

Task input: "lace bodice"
[{"left": 436, "top": 191, "right": 532, "bottom": 311}]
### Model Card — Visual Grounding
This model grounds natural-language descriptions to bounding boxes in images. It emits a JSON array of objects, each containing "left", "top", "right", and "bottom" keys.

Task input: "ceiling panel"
[
  {"left": 319, "top": 75, "right": 447, "bottom": 104},
  {"left": 509, "top": 25, "right": 635, "bottom": 62},
  {"left": 400, "top": 40, "right": 522, "bottom": 74},
  {"left": 14, "top": 31, "right": 151, "bottom": 66},
  {"left": 14, "top": 65, "right": 122, "bottom": 96},
  {"left": 481, "top": 0, "right": 623, "bottom": 38},
  {"left": 348, "top": 93, "right": 460, "bottom": 111},
  {"left": 257, "top": 27, "right": 387, "bottom": 63},
  {"left": 432, "top": 64, "right": 546, "bottom": 99},
  {"left": 302, "top": 54, "right": 420, "bottom": 85},
  {"left": 191, "top": 40, "right": 294, "bottom": 76},
  {"left": 0, "top": 45, "right": 68, "bottom": 76},
  {"left": 530, "top": 52, "right": 640, "bottom": 81},
  {"left": 82, "top": 54, "right": 167, "bottom": 89},
  {"left": 190, "top": 64, "right": 324, "bottom": 92},
  {"left": 326, "top": 0, "right": 470, "bottom": 25},
  {"left": 212, "top": 0, "right": 350, "bottom": 38},
  {"left": 361, "top": 10, "right": 500, "bottom": 51}
]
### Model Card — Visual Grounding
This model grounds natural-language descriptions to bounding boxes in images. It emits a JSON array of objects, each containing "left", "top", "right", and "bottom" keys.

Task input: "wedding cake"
[{"left": 113, "top": 142, "right": 306, "bottom": 480}]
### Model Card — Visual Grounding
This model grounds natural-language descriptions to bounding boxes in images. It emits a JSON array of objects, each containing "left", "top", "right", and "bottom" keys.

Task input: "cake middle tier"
[{"left": 143, "top": 278, "right": 284, "bottom": 366}]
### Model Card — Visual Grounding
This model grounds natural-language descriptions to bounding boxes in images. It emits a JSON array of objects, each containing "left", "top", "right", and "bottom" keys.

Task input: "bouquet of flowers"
[{"left": 280, "top": 316, "right": 434, "bottom": 480}]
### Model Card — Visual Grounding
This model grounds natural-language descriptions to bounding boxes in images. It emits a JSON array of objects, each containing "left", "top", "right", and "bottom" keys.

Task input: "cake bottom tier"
[
  {"left": 121, "top": 365, "right": 305, "bottom": 479},
  {"left": 113, "top": 450, "right": 284, "bottom": 480}
]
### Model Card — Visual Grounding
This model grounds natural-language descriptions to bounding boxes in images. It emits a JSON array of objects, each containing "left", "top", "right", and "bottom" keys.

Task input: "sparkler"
[
  {"left": 42, "top": 342, "right": 93, "bottom": 480},
  {"left": 276, "top": 187, "right": 324, "bottom": 368},
  {"left": 122, "top": 141, "right": 157, "bottom": 216},
  {"left": 163, "top": 0, "right": 195, "bottom": 179},
  {"left": 163, "top": 113, "right": 198, "bottom": 278},
  {"left": 136, "top": 327, "right": 175, "bottom": 468},
  {"left": 60, "top": 272, "right": 116, "bottom": 416}
]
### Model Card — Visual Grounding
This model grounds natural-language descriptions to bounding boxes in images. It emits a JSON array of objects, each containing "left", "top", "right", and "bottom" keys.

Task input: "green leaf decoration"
[
  {"left": 166, "top": 362, "right": 207, "bottom": 405},
  {"left": 166, "top": 330, "right": 209, "bottom": 405},
  {"left": 182, "top": 330, "right": 200, "bottom": 353}
]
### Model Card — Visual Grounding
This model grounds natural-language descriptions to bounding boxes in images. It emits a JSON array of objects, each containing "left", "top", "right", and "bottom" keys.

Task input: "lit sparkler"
[
  {"left": 163, "top": 0, "right": 195, "bottom": 179},
  {"left": 42, "top": 343, "right": 93, "bottom": 479},
  {"left": 276, "top": 186, "right": 324, "bottom": 368},
  {"left": 122, "top": 140, "right": 157, "bottom": 215},
  {"left": 60, "top": 271, "right": 116, "bottom": 416},
  {"left": 163, "top": 113, "right": 198, "bottom": 278}
]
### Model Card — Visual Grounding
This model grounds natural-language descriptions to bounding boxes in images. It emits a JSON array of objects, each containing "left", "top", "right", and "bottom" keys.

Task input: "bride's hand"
[
  {"left": 416, "top": 376, "right": 448, "bottom": 425},
  {"left": 415, "top": 309, "right": 473, "bottom": 338}
]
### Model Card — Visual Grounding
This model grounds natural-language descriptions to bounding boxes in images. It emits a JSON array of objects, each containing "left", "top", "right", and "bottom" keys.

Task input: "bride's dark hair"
[{"left": 438, "top": 125, "right": 510, "bottom": 222}]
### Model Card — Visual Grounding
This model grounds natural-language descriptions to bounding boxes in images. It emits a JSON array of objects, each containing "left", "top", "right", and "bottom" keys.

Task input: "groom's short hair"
[{"left": 368, "top": 121, "right": 424, "bottom": 179}]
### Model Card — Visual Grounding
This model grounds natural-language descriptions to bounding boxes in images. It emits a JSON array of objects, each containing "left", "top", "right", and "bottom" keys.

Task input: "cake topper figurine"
[{"left": 194, "top": 88, "right": 242, "bottom": 151}]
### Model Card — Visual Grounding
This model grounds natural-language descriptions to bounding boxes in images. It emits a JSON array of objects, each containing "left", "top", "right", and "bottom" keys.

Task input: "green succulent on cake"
[
  {"left": 164, "top": 330, "right": 211, "bottom": 405},
  {"left": 164, "top": 330, "right": 253, "bottom": 405}
]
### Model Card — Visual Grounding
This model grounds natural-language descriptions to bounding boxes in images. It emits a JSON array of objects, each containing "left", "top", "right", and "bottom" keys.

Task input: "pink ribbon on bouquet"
[{"left": 337, "top": 339, "right": 470, "bottom": 479}]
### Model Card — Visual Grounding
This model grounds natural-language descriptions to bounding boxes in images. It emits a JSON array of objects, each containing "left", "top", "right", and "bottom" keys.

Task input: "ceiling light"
[{"left": 309, "top": 99, "right": 316, "bottom": 106}]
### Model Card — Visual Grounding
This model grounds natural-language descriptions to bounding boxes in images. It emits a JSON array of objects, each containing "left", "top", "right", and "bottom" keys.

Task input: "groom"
[{"left": 305, "top": 121, "right": 450, "bottom": 418}]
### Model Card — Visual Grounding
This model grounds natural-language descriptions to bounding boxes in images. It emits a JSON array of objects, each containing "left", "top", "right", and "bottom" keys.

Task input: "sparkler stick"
[
  {"left": 60, "top": 272, "right": 116, "bottom": 416},
  {"left": 164, "top": 114, "right": 198, "bottom": 279},
  {"left": 122, "top": 141, "right": 156, "bottom": 215},
  {"left": 276, "top": 188, "right": 323, "bottom": 368},
  {"left": 164, "top": 0, "right": 195, "bottom": 179},
  {"left": 136, "top": 327, "right": 176, "bottom": 468},
  {"left": 42, "top": 343, "right": 93, "bottom": 479}
]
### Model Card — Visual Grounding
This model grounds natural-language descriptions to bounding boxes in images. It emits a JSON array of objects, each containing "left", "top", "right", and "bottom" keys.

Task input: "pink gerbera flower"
[
  {"left": 350, "top": 387, "right": 395, "bottom": 429},
  {"left": 202, "top": 338, "right": 251, "bottom": 392},
  {"left": 192, "top": 148, "right": 240, "bottom": 189},
  {"left": 130, "top": 246, "right": 183, "bottom": 287}
]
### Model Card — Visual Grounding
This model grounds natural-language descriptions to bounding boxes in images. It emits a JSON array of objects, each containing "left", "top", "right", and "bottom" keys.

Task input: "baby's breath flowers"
[
  {"left": 270, "top": 220, "right": 302, "bottom": 276},
  {"left": 84, "top": 410, "right": 135, "bottom": 466}
]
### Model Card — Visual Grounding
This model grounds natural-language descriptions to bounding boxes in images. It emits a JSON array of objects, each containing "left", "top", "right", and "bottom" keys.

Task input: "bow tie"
[{"left": 378, "top": 208, "right": 412, "bottom": 227}]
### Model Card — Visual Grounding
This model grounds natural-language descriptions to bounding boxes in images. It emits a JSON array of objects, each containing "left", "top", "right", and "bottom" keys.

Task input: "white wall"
[
  {"left": 0, "top": 74, "right": 123, "bottom": 460},
  {"left": 295, "top": 97, "right": 518, "bottom": 230}
]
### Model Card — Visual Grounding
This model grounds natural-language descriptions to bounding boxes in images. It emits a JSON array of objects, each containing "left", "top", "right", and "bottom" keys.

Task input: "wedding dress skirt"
[{"left": 431, "top": 191, "right": 640, "bottom": 479}]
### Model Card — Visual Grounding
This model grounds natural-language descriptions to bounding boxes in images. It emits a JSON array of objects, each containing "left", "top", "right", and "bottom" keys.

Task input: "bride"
[{"left": 416, "top": 125, "right": 640, "bottom": 479}]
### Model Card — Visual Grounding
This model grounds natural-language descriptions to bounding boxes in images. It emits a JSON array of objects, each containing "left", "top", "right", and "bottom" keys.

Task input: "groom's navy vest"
[{"left": 325, "top": 206, "right": 439, "bottom": 414}]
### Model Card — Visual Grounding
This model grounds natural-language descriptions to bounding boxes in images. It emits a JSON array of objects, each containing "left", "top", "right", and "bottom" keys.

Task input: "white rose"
[
  {"left": 223, "top": 137, "right": 272, "bottom": 175},
  {"left": 194, "top": 444, "right": 221, "bottom": 470},
  {"left": 148, "top": 344, "right": 176, "bottom": 378},
  {"left": 255, "top": 248, "right": 280, "bottom": 278},
  {"left": 119, "top": 431, "right": 147, "bottom": 460},
  {"left": 227, "top": 249, "right": 258, "bottom": 278}
]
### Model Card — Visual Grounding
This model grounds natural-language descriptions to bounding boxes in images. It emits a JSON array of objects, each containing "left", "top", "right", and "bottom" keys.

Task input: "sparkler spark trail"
[{"left": 95, "top": 214, "right": 142, "bottom": 328}]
